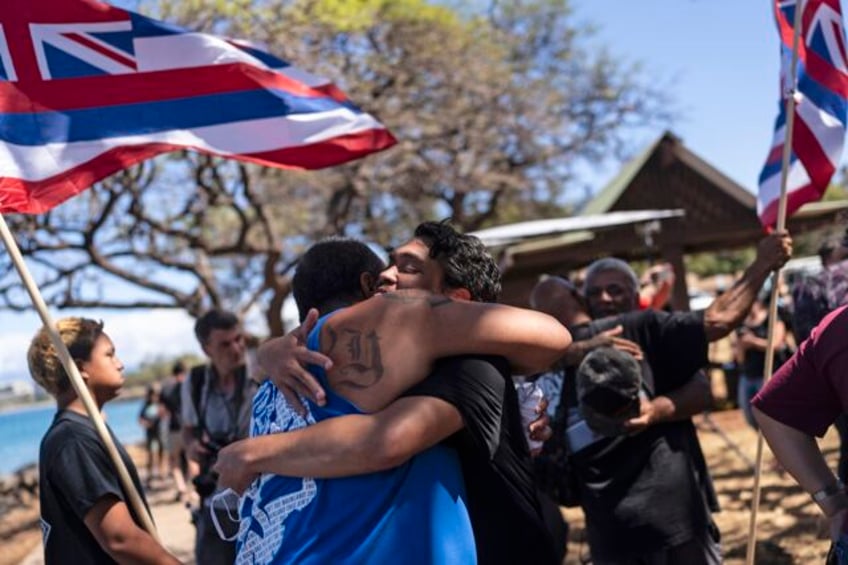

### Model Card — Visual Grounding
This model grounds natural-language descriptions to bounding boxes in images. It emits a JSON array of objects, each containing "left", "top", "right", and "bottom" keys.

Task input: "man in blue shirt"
[{"left": 224, "top": 236, "right": 570, "bottom": 564}]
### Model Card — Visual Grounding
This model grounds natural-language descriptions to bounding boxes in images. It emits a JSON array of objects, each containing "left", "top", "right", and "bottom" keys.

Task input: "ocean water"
[{"left": 0, "top": 398, "right": 143, "bottom": 476}]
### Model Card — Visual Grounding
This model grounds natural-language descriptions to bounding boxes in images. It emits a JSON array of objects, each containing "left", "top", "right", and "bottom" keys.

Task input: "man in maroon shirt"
[{"left": 752, "top": 305, "right": 848, "bottom": 544}]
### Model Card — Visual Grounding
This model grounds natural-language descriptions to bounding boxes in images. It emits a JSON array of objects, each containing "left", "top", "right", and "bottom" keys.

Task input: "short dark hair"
[
  {"left": 194, "top": 309, "right": 240, "bottom": 345},
  {"left": 584, "top": 258, "right": 639, "bottom": 294},
  {"left": 293, "top": 237, "right": 386, "bottom": 321},
  {"left": 529, "top": 275, "right": 587, "bottom": 311},
  {"left": 172, "top": 360, "right": 186, "bottom": 376},
  {"left": 413, "top": 220, "right": 501, "bottom": 303}
]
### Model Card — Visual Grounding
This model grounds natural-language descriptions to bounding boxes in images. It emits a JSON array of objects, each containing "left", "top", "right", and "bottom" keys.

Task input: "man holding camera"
[{"left": 181, "top": 308, "right": 257, "bottom": 565}]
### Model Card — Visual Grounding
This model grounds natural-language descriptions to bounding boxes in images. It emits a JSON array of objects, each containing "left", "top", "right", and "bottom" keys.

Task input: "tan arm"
[
  {"left": 84, "top": 496, "right": 181, "bottom": 564},
  {"left": 321, "top": 290, "right": 571, "bottom": 412},
  {"left": 753, "top": 405, "right": 848, "bottom": 540},
  {"left": 624, "top": 371, "right": 712, "bottom": 433},
  {"left": 214, "top": 396, "right": 464, "bottom": 492},
  {"left": 738, "top": 320, "right": 787, "bottom": 353},
  {"left": 702, "top": 232, "right": 791, "bottom": 342}
]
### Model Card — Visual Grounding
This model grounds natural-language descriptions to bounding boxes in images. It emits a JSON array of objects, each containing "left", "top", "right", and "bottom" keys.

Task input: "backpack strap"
[
  {"left": 189, "top": 365, "right": 207, "bottom": 437},
  {"left": 189, "top": 364, "right": 249, "bottom": 439}
]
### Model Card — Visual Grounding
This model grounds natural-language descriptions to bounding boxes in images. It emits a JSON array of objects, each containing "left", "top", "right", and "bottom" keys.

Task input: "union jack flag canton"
[
  {"left": 758, "top": 0, "right": 848, "bottom": 227},
  {"left": 0, "top": 0, "right": 396, "bottom": 214}
]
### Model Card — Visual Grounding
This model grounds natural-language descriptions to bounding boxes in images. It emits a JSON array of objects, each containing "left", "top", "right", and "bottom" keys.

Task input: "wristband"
[
  {"left": 812, "top": 480, "right": 845, "bottom": 503},
  {"left": 817, "top": 492, "right": 848, "bottom": 517}
]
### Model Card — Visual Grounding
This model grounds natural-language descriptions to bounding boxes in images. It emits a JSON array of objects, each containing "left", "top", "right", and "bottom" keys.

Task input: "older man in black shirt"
[{"left": 562, "top": 232, "right": 791, "bottom": 565}]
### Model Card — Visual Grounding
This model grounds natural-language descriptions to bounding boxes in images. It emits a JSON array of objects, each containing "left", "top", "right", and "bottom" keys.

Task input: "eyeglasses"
[{"left": 585, "top": 283, "right": 630, "bottom": 299}]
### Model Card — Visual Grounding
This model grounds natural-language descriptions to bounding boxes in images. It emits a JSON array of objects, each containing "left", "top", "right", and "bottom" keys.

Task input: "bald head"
[{"left": 529, "top": 276, "right": 588, "bottom": 327}]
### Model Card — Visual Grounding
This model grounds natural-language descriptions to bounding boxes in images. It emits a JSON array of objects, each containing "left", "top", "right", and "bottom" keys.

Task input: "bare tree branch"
[{"left": 0, "top": 0, "right": 673, "bottom": 337}]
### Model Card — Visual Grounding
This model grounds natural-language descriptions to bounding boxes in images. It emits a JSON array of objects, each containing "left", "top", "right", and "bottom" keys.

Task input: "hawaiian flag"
[
  {"left": 0, "top": 0, "right": 396, "bottom": 214},
  {"left": 758, "top": 0, "right": 848, "bottom": 227}
]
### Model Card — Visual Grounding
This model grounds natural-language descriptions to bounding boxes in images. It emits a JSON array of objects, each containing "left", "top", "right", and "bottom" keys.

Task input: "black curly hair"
[{"left": 413, "top": 220, "right": 501, "bottom": 303}]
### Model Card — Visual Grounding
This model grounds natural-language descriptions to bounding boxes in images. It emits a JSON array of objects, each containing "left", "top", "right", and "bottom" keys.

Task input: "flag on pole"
[
  {"left": 0, "top": 0, "right": 396, "bottom": 215},
  {"left": 758, "top": 0, "right": 848, "bottom": 227}
]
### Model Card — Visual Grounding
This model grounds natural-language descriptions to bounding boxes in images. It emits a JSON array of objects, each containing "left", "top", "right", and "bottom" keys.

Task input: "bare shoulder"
[
  {"left": 376, "top": 289, "right": 453, "bottom": 308},
  {"left": 324, "top": 291, "right": 454, "bottom": 330},
  {"left": 316, "top": 291, "right": 447, "bottom": 405}
]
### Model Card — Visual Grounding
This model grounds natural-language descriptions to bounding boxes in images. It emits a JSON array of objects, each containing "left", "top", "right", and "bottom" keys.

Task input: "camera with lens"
[
  {"left": 192, "top": 471, "right": 219, "bottom": 499},
  {"left": 192, "top": 434, "right": 232, "bottom": 498}
]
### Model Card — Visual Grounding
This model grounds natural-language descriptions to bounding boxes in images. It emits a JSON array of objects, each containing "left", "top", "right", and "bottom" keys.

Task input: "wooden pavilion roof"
[{"left": 496, "top": 131, "right": 848, "bottom": 306}]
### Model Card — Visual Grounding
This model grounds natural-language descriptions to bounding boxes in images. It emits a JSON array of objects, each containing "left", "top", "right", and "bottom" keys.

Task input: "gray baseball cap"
[{"left": 576, "top": 347, "right": 642, "bottom": 436}]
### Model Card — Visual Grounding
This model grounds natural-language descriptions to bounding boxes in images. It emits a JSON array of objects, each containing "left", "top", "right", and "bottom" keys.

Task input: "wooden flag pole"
[
  {"left": 0, "top": 213, "right": 160, "bottom": 541},
  {"left": 745, "top": 2, "right": 803, "bottom": 563}
]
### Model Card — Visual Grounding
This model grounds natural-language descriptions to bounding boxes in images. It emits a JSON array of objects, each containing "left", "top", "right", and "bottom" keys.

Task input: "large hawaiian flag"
[
  {"left": 0, "top": 0, "right": 396, "bottom": 214},
  {"left": 758, "top": 0, "right": 848, "bottom": 227}
]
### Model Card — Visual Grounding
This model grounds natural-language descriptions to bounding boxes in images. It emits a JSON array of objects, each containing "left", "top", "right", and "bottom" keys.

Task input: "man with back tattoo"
[{"left": 220, "top": 236, "right": 570, "bottom": 564}]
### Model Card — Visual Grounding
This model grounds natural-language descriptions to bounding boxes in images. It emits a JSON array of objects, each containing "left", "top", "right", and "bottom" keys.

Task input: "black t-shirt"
[
  {"left": 138, "top": 397, "right": 161, "bottom": 440},
  {"left": 405, "top": 355, "right": 559, "bottom": 565},
  {"left": 566, "top": 309, "right": 718, "bottom": 560},
  {"left": 38, "top": 410, "right": 149, "bottom": 565},
  {"left": 160, "top": 377, "right": 182, "bottom": 431},
  {"left": 739, "top": 318, "right": 769, "bottom": 378}
]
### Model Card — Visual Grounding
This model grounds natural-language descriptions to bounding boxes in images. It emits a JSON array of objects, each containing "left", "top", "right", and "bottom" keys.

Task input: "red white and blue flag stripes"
[
  {"left": 758, "top": 0, "right": 848, "bottom": 227},
  {"left": 0, "top": 0, "right": 396, "bottom": 214}
]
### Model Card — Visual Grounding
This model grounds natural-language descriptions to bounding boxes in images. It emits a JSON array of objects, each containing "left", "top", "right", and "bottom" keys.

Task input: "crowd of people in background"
[
  {"left": 132, "top": 361, "right": 196, "bottom": 506},
  {"left": 24, "top": 219, "right": 848, "bottom": 565}
]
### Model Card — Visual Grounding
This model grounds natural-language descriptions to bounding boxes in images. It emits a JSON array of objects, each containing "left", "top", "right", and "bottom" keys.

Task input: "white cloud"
[
  {"left": 96, "top": 309, "right": 203, "bottom": 366},
  {"left": 0, "top": 309, "right": 201, "bottom": 383},
  {"left": 282, "top": 295, "right": 299, "bottom": 330}
]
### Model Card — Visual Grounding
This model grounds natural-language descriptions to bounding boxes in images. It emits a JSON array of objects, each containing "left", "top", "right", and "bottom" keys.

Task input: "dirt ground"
[
  {"left": 563, "top": 409, "right": 837, "bottom": 564},
  {"left": 1, "top": 409, "right": 839, "bottom": 564},
  {"left": 0, "top": 496, "right": 41, "bottom": 565}
]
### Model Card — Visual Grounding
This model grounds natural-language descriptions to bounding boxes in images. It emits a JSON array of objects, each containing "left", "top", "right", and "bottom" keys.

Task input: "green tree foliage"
[
  {"left": 158, "top": 0, "right": 671, "bottom": 235},
  {"left": 125, "top": 353, "right": 205, "bottom": 386},
  {"left": 789, "top": 177, "right": 848, "bottom": 258},
  {"left": 685, "top": 248, "right": 756, "bottom": 279},
  {"left": 2, "top": 159, "right": 305, "bottom": 335},
  {"left": 0, "top": 0, "right": 671, "bottom": 335},
  {"left": 823, "top": 173, "right": 848, "bottom": 201},
  {"left": 686, "top": 177, "right": 848, "bottom": 277}
]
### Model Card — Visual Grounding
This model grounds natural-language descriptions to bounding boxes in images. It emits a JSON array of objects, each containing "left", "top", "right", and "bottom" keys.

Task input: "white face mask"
[{"left": 210, "top": 488, "right": 243, "bottom": 542}]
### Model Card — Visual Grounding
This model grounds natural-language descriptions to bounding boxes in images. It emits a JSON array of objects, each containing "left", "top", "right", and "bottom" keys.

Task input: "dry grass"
[{"left": 563, "top": 409, "right": 836, "bottom": 564}]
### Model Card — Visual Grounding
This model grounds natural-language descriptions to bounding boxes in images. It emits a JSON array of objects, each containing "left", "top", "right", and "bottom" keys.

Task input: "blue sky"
[
  {"left": 0, "top": 0, "right": 838, "bottom": 385},
  {"left": 573, "top": 0, "right": 782, "bottom": 190}
]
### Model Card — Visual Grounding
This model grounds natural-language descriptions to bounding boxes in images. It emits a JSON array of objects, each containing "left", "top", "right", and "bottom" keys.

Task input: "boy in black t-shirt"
[{"left": 27, "top": 317, "right": 179, "bottom": 564}]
